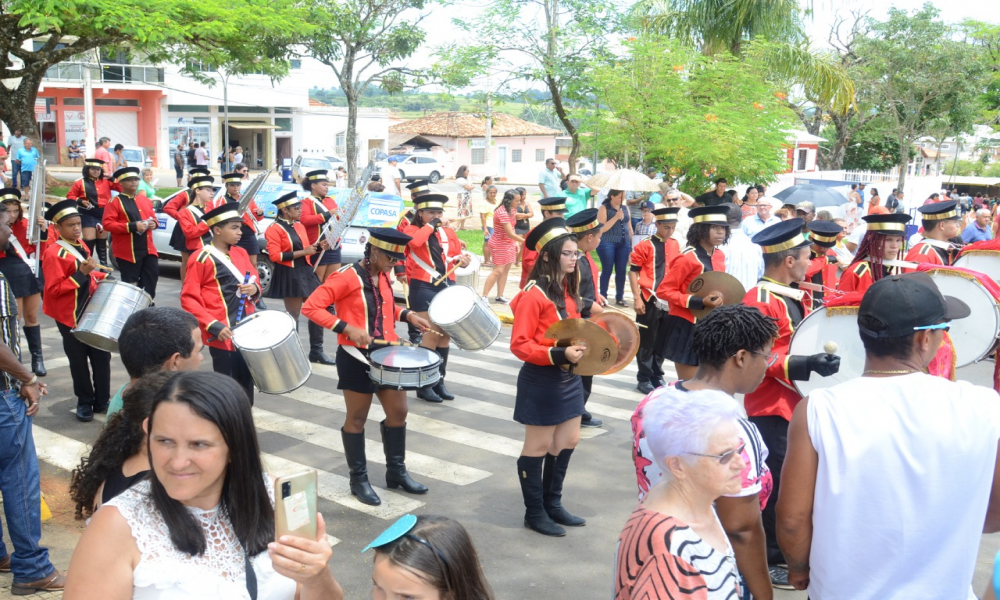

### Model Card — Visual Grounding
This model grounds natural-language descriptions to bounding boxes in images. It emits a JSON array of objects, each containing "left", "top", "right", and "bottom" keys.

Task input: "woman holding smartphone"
[{"left": 63, "top": 371, "right": 344, "bottom": 600}]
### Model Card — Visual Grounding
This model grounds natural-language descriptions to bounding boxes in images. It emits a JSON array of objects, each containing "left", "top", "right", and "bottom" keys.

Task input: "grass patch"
[
  {"left": 48, "top": 186, "right": 183, "bottom": 199},
  {"left": 457, "top": 229, "right": 485, "bottom": 256}
]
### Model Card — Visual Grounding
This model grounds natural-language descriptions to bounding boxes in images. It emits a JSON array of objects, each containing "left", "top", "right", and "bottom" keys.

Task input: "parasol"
[
  {"left": 773, "top": 184, "right": 850, "bottom": 209},
  {"left": 584, "top": 169, "right": 660, "bottom": 193}
]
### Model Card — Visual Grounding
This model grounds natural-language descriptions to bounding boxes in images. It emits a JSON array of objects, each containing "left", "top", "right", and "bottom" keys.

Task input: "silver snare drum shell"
[
  {"left": 231, "top": 310, "right": 312, "bottom": 394},
  {"left": 368, "top": 346, "right": 442, "bottom": 390},
  {"left": 454, "top": 254, "right": 481, "bottom": 290},
  {"left": 72, "top": 280, "right": 153, "bottom": 352},
  {"left": 427, "top": 284, "right": 501, "bottom": 351}
]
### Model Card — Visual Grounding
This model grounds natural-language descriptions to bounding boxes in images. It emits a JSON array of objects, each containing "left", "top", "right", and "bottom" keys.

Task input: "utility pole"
[
  {"left": 221, "top": 70, "right": 230, "bottom": 173},
  {"left": 484, "top": 65, "right": 492, "bottom": 176},
  {"left": 83, "top": 54, "right": 96, "bottom": 155}
]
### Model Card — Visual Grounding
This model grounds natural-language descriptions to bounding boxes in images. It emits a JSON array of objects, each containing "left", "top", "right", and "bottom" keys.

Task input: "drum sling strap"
[
  {"left": 202, "top": 245, "right": 259, "bottom": 313},
  {"left": 7, "top": 235, "right": 35, "bottom": 271}
]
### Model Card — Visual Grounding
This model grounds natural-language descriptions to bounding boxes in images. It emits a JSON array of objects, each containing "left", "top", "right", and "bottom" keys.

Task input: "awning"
[{"left": 226, "top": 121, "right": 279, "bottom": 130}]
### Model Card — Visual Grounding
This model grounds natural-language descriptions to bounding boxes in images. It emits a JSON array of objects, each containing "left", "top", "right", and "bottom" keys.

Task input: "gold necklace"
[{"left": 863, "top": 369, "right": 919, "bottom": 375}]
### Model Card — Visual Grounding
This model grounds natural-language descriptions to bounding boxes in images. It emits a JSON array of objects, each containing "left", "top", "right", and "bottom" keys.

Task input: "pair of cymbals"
[
  {"left": 688, "top": 271, "right": 746, "bottom": 318},
  {"left": 544, "top": 315, "right": 639, "bottom": 376}
]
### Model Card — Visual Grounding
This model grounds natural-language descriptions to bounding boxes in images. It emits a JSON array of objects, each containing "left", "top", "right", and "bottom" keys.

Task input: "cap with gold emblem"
[
  {"left": 413, "top": 193, "right": 448, "bottom": 211},
  {"left": 367, "top": 227, "right": 413, "bottom": 261},
  {"left": 526, "top": 217, "right": 574, "bottom": 252},
  {"left": 862, "top": 212, "right": 911, "bottom": 234},
  {"left": 222, "top": 172, "right": 243, "bottom": 185},
  {"left": 0, "top": 188, "right": 22, "bottom": 203},
  {"left": 273, "top": 191, "right": 302, "bottom": 210},
  {"left": 113, "top": 167, "right": 141, "bottom": 183},
  {"left": 46, "top": 200, "right": 80, "bottom": 224},
  {"left": 751, "top": 218, "right": 811, "bottom": 254},
  {"left": 689, "top": 205, "right": 729, "bottom": 225},
  {"left": 188, "top": 175, "right": 215, "bottom": 191},
  {"left": 202, "top": 202, "right": 243, "bottom": 228}
]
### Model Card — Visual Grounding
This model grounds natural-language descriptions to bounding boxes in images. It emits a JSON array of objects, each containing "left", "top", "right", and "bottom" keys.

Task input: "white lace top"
[{"left": 105, "top": 479, "right": 297, "bottom": 600}]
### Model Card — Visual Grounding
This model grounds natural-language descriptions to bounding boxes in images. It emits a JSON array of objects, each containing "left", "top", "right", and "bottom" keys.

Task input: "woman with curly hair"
[{"left": 69, "top": 371, "right": 173, "bottom": 520}]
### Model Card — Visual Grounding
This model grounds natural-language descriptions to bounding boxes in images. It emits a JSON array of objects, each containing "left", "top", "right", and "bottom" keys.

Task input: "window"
[
  {"left": 274, "top": 107, "right": 292, "bottom": 114},
  {"left": 95, "top": 99, "right": 139, "bottom": 106},
  {"left": 274, "top": 118, "right": 292, "bottom": 131},
  {"left": 471, "top": 148, "right": 486, "bottom": 165},
  {"left": 512, "top": 149, "right": 522, "bottom": 163},
  {"left": 168, "top": 105, "right": 211, "bottom": 112},
  {"left": 290, "top": 59, "right": 302, "bottom": 69},
  {"left": 940, "top": 144, "right": 951, "bottom": 149},
  {"left": 62, "top": 98, "right": 84, "bottom": 106},
  {"left": 535, "top": 149, "right": 545, "bottom": 162},
  {"left": 797, "top": 149, "right": 808, "bottom": 171},
  {"left": 418, "top": 157, "right": 436, "bottom": 164}
]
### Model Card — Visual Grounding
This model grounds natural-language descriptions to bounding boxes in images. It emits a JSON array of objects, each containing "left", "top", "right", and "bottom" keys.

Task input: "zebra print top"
[{"left": 614, "top": 508, "right": 740, "bottom": 600}]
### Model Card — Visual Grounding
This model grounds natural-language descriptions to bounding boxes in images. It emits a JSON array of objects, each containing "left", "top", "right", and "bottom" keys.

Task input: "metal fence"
[{"left": 44, "top": 63, "right": 165, "bottom": 84}]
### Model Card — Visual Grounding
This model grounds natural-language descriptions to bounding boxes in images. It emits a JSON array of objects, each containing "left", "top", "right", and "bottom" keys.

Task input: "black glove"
[
  {"left": 787, "top": 353, "right": 841, "bottom": 381},
  {"left": 429, "top": 218, "right": 442, "bottom": 229}
]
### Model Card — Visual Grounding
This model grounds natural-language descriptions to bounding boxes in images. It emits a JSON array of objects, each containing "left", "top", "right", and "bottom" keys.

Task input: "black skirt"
[
  {"left": 266, "top": 262, "right": 319, "bottom": 299},
  {"left": 336, "top": 345, "right": 379, "bottom": 394},
  {"left": 169, "top": 222, "right": 188, "bottom": 253},
  {"left": 80, "top": 206, "right": 104, "bottom": 229},
  {"left": 0, "top": 255, "right": 40, "bottom": 298},
  {"left": 317, "top": 245, "right": 342, "bottom": 265},
  {"left": 513, "top": 362, "right": 585, "bottom": 426},
  {"left": 408, "top": 278, "right": 452, "bottom": 312},
  {"left": 661, "top": 314, "right": 699, "bottom": 366},
  {"left": 235, "top": 224, "right": 261, "bottom": 256}
]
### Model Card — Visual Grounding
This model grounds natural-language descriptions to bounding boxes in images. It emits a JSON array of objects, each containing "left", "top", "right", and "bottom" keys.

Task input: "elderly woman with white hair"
[{"left": 615, "top": 388, "right": 746, "bottom": 600}]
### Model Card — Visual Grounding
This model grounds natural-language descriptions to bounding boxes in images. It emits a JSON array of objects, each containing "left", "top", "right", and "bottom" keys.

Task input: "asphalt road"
[{"left": 8, "top": 262, "right": 1000, "bottom": 599}]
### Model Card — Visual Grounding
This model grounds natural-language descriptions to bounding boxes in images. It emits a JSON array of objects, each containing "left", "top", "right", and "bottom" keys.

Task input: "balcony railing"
[{"left": 44, "top": 63, "right": 165, "bottom": 84}]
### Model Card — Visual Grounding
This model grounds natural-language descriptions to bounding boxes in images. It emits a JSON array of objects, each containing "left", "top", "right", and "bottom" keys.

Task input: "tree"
[
  {"left": 303, "top": 0, "right": 427, "bottom": 185},
  {"left": 0, "top": 0, "right": 305, "bottom": 137},
  {"left": 856, "top": 5, "right": 987, "bottom": 190},
  {"left": 965, "top": 20, "right": 1000, "bottom": 128},
  {"left": 837, "top": 118, "right": 907, "bottom": 172},
  {"left": 583, "top": 37, "right": 796, "bottom": 194}
]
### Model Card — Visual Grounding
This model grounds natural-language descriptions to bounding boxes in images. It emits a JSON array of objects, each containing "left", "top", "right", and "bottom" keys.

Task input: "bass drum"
[
  {"left": 788, "top": 307, "right": 864, "bottom": 397},
  {"left": 232, "top": 310, "right": 311, "bottom": 394},
  {"left": 926, "top": 268, "right": 1000, "bottom": 367},
  {"left": 454, "top": 254, "right": 481, "bottom": 290},
  {"left": 955, "top": 252, "right": 1000, "bottom": 286}
]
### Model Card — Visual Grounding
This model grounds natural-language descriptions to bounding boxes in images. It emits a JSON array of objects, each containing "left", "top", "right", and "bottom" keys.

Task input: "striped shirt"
[{"left": 0, "top": 273, "right": 20, "bottom": 390}]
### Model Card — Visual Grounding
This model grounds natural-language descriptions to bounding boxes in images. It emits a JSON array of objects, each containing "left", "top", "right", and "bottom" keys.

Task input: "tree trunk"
[
  {"left": 545, "top": 74, "right": 577, "bottom": 175},
  {"left": 0, "top": 74, "right": 43, "bottom": 142},
  {"left": 896, "top": 136, "right": 909, "bottom": 192},
  {"left": 345, "top": 91, "right": 359, "bottom": 187}
]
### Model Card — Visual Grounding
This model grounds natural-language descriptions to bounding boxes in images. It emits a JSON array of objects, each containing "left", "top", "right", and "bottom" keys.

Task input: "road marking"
[{"left": 252, "top": 408, "right": 491, "bottom": 486}]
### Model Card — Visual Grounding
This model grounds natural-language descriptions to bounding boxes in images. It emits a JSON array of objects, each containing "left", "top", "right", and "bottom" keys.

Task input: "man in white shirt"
[
  {"left": 194, "top": 142, "right": 208, "bottom": 167},
  {"left": 778, "top": 272, "right": 1000, "bottom": 600},
  {"left": 381, "top": 156, "right": 402, "bottom": 196},
  {"left": 741, "top": 203, "right": 780, "bottom": 237},
  {"left": 720, "top": 203, "right": 763, "bottom": 291}
]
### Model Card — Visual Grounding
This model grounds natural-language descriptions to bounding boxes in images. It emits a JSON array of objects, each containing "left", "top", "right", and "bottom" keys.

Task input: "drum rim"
[
  {"left": 788, "top": 306, "right": 864, "bottom": 397},
  {"left": 231, "top": 309, "right": 297, "bottom": 350},
  {"left": 927, "top": 269, "right": 1000, "bottom": 366},
  {"left": 96, "top": 278, "right": 153, "bottom": 303},
  {"left": 428, "top": 284, "right": 479, "bottom": 324}
]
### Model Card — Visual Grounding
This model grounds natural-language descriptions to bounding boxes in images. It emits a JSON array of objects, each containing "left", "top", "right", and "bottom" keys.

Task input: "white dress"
[{"left": 105, "top": 479, "right": 297, "bottom": 600}]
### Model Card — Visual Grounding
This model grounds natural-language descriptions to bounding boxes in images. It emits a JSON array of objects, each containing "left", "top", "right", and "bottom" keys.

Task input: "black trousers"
[
  {"left": 636, "top": 301, "right": 668, "bottom": 383},
  {"left": 209, "top": 346, "right": 255, "bottom": 406},
  {"left": 117, "top": 254, "right": 159, "bottom": 299},
  {"left": 581, "top": 375, "right": 593, "bottom": 403},
  {"left": 749, "top": 414, "right": 789, "bottom": 566},
  {"left": 56, "top": 322, "right": 111, "bottom": 409}
]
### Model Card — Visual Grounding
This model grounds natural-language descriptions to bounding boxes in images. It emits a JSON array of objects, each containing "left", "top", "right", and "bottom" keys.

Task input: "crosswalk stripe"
[
  {"left": 476, "top": 343, "right": 645, "bottom": 375},
  {"left": 252, "top": 408, "right": 491, "bottom": 486},
  {"left": 473, "top": 344, "right": 676, "bottom": 389}
]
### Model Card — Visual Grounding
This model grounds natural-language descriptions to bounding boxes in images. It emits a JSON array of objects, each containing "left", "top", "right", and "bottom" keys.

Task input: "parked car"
[
  {"left": 395, "top": 155, "right": 447, "bottom": 183},
  {"left": 291, "top": 155, "right": 333, "bottom": 183},
  {"left": 122, "top": 146, "right": 153, "bottom": 169}
]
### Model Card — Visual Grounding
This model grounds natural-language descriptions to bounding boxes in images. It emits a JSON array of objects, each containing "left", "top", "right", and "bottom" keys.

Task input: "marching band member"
[
  {"left": 0, "top": 188, "right": 47, "bottom": 375},
  {"left": 301, "top": 169, "right": 340, "bottom": 283},
  {"left": 838, "top": 213, "right": 911, "bottom": 293},
  {"left": 742, "top": 219, "right": 841, "bottom": 586},
  {"left": 302, "top": 228, "right": 433, "bottom": 507},
  {"left": 628, "top": 206, "right": 681, "bottom": 394},
  {"left": 265, "top": 191, "right": 334, "bottom": 365},
  {"left": 510, "top": 218, "right": 586, "bottom": 538},
  {"left": 905, "top": 200, "right": 963, "bottom": 267},
  {"left": 403, "top": 193, "right": 470, "bottom": 403},
  {"left": 659, "top": 205, "right": 729, "bottom": 381},
  {"left": 802, "top": 220, "right": 844, "bottom": 309},
  {"left": 396, "top": 180, "right": 430, "bottom": 344},
  {"left": 181, "top": 203, "right": 261, "bottom": 403},
  {"left": 218, "top": 171, "right": 265, "bottom": 267},
  {"left": 163, "top": 167, "right": 211, "bottom": 281},
  {"left": 67, "top": 158, "right": 118, "bottom": 266},
  {"left": 565, "top": 208, "right": 605, "bottom": 429},
  {"left": 42, "top": 200, "right": 110, "bottom": 422},
  {"left": 102, "top": 167, "right": 159, "bottom": 298},
  {"left": 519, "top": 197, "right": 568, "bottom": 290}
]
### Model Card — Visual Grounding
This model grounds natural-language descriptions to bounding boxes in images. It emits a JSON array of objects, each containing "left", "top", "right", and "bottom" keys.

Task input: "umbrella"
[
  {"left": 584, "top": 169, "right": 660, "bottom": 193},
  {"left": 773, "top": 184, "right": 849, "bottom": 209}
]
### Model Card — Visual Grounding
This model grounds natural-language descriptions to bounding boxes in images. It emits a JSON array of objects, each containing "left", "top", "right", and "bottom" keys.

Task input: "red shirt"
[
  {"left": 302, "top": 263, "right": 406, "bottom": 347},
  {"left": 102, "top": 192, "right": 158, "bottom": 263},
  {"left": 67, "top": 177, "right": 121, "bottom": 210},
  {"left": 629, "top": 235, "right": 681, "bottom": 302},
  {"left": 42, "top": 238, "right": 107, "bottom": 328},
  {"left": 660, "top": 246, "right": 726, "bottom": 324},
  {"left": 905, "top": 241, "right": 952, "bottom": 267},
  {"left": 180, "top": 245, "right": 260, "bottom": 351},
  {"left": 265, "top": 219, "right": 313, "bottom": 268},
  {"left": 300, "top": 196, "right": 336, "bottom": 246},
  {"left": 402, "top": 222, "right": 463, "bottom": 284},
  {"left": 509, "top": 282, "right": 581, "bottom": 366}
]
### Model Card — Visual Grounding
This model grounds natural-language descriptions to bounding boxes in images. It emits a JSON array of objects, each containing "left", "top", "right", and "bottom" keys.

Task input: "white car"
[{"left": 394, "top": 155, "right": 448, "bottom": 184}]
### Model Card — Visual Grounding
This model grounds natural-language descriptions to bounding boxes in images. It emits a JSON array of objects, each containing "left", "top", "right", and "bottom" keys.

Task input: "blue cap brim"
[{"left": 361, "top": 514, "right": 417, "bottom": 553}]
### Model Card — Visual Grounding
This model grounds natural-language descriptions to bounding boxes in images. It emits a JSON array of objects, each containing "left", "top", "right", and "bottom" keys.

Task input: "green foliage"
[
  {"left": 582, "top": 37, "right": 795, "bottom": 194},
  {"left": 308, "top": 86, "right": 533, "bottom": 120},
  {"left": 834, "top": 118, "right": 908, "bottom": 172},
  {"left": 964, "top": 20, "right": 1000, "bottom": 128},
  {"left": 943, "top": 159, "right": 993, "bottom": 177}
]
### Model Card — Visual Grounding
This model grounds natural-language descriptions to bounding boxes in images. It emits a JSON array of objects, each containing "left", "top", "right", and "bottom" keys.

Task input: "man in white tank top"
[{"left": 777, "top": 272, "right": 1000, "bottom": 600}]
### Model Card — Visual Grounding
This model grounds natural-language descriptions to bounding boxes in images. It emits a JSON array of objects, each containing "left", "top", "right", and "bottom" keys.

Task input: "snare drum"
[
  {"left": 72, "top": 280, "right": 153, "bottom": 352},
  {"left": 428, "top": 284, "right": 501, "bottom": 351},
  {"left": 368, "top": 346, "right": 442, "bottom": 390},
  {"left": 788, "top": 307, "right": 864, "bottom": 397},
  {"left": 454, "top": 254, "right": 481, "bottom": 290},
  {"left": 926, "top": 268, "right": 1000, "bottom": 367},
  {"left": 232, "top": 310, "right": 311, "bottom": 394},
  {"left": 955, "top": 252, "right": 1000, "bottom": 285}
]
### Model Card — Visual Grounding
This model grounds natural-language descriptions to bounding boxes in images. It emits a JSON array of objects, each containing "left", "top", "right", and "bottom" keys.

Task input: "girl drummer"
[
  {"left": 0, "top": 188, "right": 47, "bottom": 376},
  {"left": 302, "top": 228, "right": 432, "bottom": 507},
  {"left": 510, "top": 218, "right": 587, "bottom": 538},
  {"left": 659, "top": 205, "right": 730, "bottom": 381},
  {"left": 403, "top": 193, "right": 470, "bottom": 403},
  {"left": 66, "top": 157, "right": 118, "bottom": 266},
  {"left": 301, "top": 169, "right": 341, "bottom": 284},
  {"left": 838, "top": 213, "right": 912, "bottom": 293},
  {"left": 163, "top": 167, "right": 211, "bottom": 280},
  {"left": 265, "top": 191, "right": 334, "bottom": 365}
]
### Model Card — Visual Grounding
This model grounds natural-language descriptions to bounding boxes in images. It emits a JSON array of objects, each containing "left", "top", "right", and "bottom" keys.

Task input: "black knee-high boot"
[
  {"left": 341, "top": 428, "right": 380, "bottom": 506},
  {"left": 380, "top": 420, "right": 428, "bottom": 494},
  {"left": 417, "top": 347, "right": 444, "bottom": 403},
  {"left": 517, "top": 455, "right": 565, "bottom": 537},
  {"left": 307, "top": 320, "right": 335, "bottom": 365},
  {"left": 96, "top": 238, "right": 108, "bottom": 266},
  {"left": 432, "top": 347, "right": 454, "bottom": 400},
  {"left": 543, "top": 449, "right": 585, "bottom": 526},
  {"left": 84, "top": 238, "right": 97, "bottom": 257},
  {"left": 23, "top": 325, "right": 46, "bottom": 376}
]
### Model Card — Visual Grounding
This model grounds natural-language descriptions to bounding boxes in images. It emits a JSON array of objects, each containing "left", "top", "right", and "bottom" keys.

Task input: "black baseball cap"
[{"left": 858, "top": 272, "right": 970, "bottom": 338}]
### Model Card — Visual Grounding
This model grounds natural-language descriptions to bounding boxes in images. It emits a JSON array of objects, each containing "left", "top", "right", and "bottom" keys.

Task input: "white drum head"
[
  {"left": 955, "top": 253, "right": 1000, "bottom": 286},
  {"left": 232, "top": 310, "right": 295, "bottom": 350},
  {"left": 370, "top": 346, "right": 440, "bottom": 368},
  {"left": 428, "top": 285, "right": 477, "bottom": 326},
  {"left": 454, "top": 254, "right": 481, "bottom": 277},
  {"left": 927, "top": 270, "right": 1000, "bottom": 367},
  {"left": 788, "top": 308, "right": 864, "bottom": 397}
]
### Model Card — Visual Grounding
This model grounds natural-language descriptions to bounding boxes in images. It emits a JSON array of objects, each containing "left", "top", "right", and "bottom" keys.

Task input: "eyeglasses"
[
  {"left": 561, "top": 250, "right": 583, "bottom": 259},
  {"left": 748, "top": 349, "right": 779, "bottom": 367},
  {"left": 687, "top": 442, "right": 746, "bottom": 465},
  {"left": 913, "top": 321, "right": 951, "bottom": 332}
]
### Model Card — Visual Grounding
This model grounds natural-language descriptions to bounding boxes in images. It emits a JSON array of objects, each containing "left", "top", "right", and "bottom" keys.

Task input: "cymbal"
[
  {"left": 688, "top": 271, "right": 746, "bottom": 319},
  {"left": 590, "top": 312, "right": 640, "bottom": 375},
  {"left": 544, "top": 318, "right": 619, "bottom": 377}
]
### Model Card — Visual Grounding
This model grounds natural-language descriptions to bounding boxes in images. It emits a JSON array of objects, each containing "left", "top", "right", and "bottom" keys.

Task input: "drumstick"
[
  {"left": 94, "top": 264, "right": 113, "bottom": 272},
  {"left": 234, "top": 271, "right": 252, "bottom": 324},
  {"left": 423, "top": 327, "right": 447, "bottom": 337},
  {"left": 824, "top": 341, "right": 839, "bottom": 357},
  {"left": 601, "top": 303, "right": 649, "bottom": 329},
  {"left": 369, "top": 339, "right": 415, "bottom": 347},
  {"left": 433, "top": 263, "right": 461, "bottom": 286}
]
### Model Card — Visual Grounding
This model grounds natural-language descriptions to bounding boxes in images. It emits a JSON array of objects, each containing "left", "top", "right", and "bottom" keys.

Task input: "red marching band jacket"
[
  {"left": 302, "top": 263, "right": 409, "bottom": 347},
  {"left": 742, "top": 280, "right": 812, "bottom": 422},
  {"left": 509, "top": 282, "right": 581, "bottom": 367},
  {"left": 180, "top": 245, "right": 260, "bottom": 351},
  {"left": 837, "top": 261, "right": 901, "bottom": 294},
  {"left": 0, "top": 218, "right": 39, "bottom": 261},
  {"left": 300, "top": 196, "right": 337, "bottom": 246},
  {"left": 520, "top": 235, "right": 539, "bottom": 289},
  {"left": 67, "top": 177, "right": 121, "bottom": 210},
  {"left": 629, "top": 235, "right": 681, "bottom": 302},
  {"left": 163, "top": 191, "right": 211, "bottom": 252},
  {"left": 210, "top": 193, "right": 265, "bottom": 231},
  {"left": 659, "top": 246, "right": 726, "bottom": 323},
  {"left": 402, "top": 222, "right": 463, "bottom": 284},
  {"left": 905, "top": 241, "right": 952, "bottom": 267},
  {"left": 265, "top": 219, "right": 314, "bottom": 268},
  {"left": 802, "top": 247, "right": 839, "bottom": 309},
  {"left": 42, "top": 239, "right": 107, "bottom": 328},
  {"left": 102, "top": 192, "right": 158, "bottom": 263}
]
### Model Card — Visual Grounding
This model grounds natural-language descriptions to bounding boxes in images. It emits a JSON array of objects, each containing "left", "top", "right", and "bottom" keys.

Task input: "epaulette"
[
  {"left": 917, "top": 244, "right": 933, "bottom": 256},
  {"left": 755, "top": 286, "right": 768, "bottom": 303},
  {"left": 523, "top": 281, "right": 537, "bottom": 292},
  {"left": 852, "top": 262, "right": 871, "bottom": 277},
  {"left": 337, "top": 264, "right": 352, "bottom": 273},
  {"left": 681, "top": 246, "right": 696, "bottom": 255},
  {"left": 195, "top": 248, "right": 212, "bottom": 263}
]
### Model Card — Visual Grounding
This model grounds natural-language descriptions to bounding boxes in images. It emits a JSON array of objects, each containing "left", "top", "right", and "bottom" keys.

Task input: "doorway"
[
  {"left": 276, "top": 137, "right": 292, "bottom": 170},
  {"left": 497, "top": 146, "right": 508, "bottom": 178}
]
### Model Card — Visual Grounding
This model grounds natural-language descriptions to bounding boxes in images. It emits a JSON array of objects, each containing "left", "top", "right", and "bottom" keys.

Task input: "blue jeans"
[
  {"left": 0, "top": 388, "right": 54, "bottom": 583},
  {"left": 10, "top": 161, "right": 21, "bottom": 188},
  {"left": 597, "top": 238, "right": 631, "bottom": 302}
]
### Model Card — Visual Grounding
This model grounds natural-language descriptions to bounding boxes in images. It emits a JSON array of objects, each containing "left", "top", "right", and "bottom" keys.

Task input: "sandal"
[{"left": 616, "top": 300, "right": 628, "bottom": 307}]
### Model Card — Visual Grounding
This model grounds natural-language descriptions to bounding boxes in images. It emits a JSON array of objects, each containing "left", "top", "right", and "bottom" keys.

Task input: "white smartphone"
[{"left": 274, "top": 470, "right": 318, "bottom": 541}]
